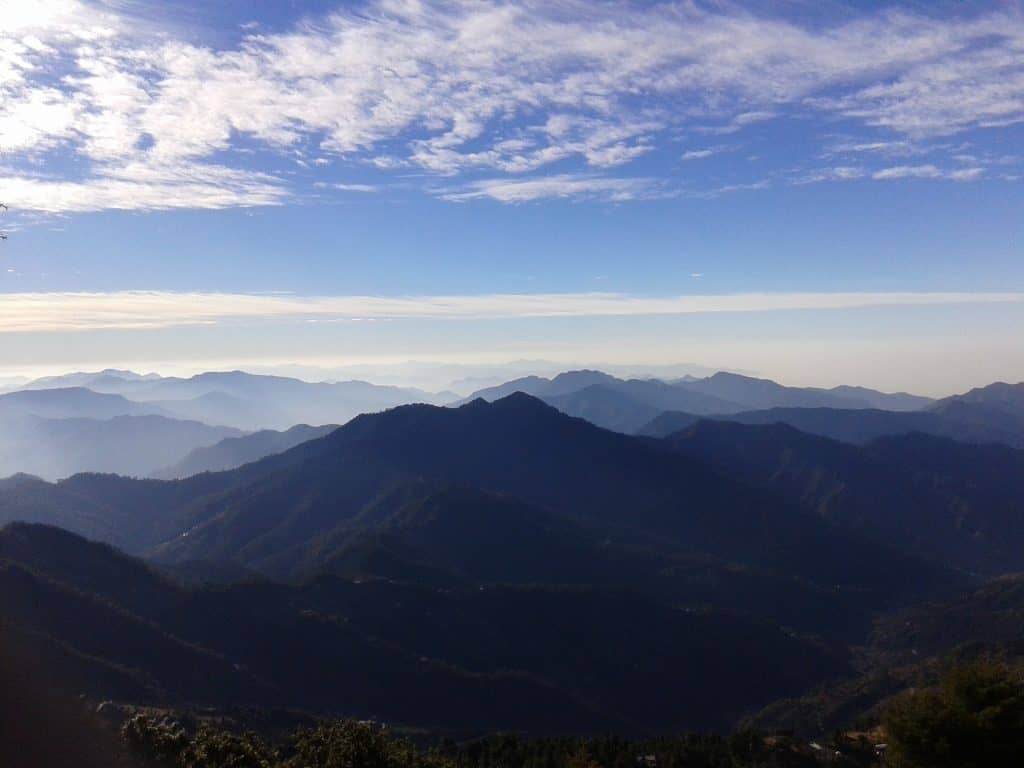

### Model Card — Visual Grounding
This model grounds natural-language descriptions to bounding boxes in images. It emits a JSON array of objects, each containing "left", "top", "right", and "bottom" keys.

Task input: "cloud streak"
[
  {"left": 2, "top": 290, "right": 1022, "bottom": 332},
  {"left": 439, "top": 175, "right": 662, "bottom": 203}
]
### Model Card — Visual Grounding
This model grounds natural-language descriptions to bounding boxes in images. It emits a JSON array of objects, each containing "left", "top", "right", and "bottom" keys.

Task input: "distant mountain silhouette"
[
  {"left": 640, "top": 405, "right": 1024, "bottom": 447},
  {"left": 678, "top": 371, "right": 928, "bottom": 411},
  {"left": 153, "top": 423, "right": 337, "bottom": 479},
  {"left": 660, "top": 420, "right": 1024, "bottom": 575},
  {"left": 827, "top": 384, "right": 934, "bottom": 411},
  {"left": 24, "top": 368, "right": 160, "bottom": 391},
  {"left": 931, "top": 380, "right": 1024, "bottom": 420},
  {"left": 466, "top": 369, "right": 934, "bottom": 432},
  {"left": 0, "top": 387, "right": 166, "bottom": 420},
  {"left": 466, "top": 370, "right": 742, "bottom": 422},
  {"left": 21, "top": 370, "right": 457, "bottom": 431},
  {"left": 541, "top": 384, "right": 662, "bottom": 432},
  {"left": 0, "top": 414, "right": 242, "bottom": 480}
]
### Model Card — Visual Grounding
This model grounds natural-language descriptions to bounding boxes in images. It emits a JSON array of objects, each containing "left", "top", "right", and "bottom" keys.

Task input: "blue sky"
[{"left": 0, "top": 0, "right": 1022, "bottom": 393}]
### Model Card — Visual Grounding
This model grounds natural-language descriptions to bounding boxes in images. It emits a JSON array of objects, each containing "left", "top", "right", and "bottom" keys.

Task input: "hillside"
[
  {"left": 138, "top": 395, "right": 955, "bottom": 604},
  {"left": 0, "top": 522, "right": 847, "bottom": 733},
  {"left": 748, "top": 574, "right": 1024, "bottom": 736},
  {"left": 640, "top": 405, "right": 1024, "bottom": 447},
  {"left": 660, "top": 420, "right": 1024, "bottom": 575},
  {"left": 153, "top": 423, "right": 338, "bottom": 479}
]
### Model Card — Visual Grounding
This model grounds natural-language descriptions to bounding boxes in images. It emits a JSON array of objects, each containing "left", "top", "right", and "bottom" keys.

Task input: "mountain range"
[
  {"left": 641, "top": 383, "right": 1024, "bottom": 448},
  {"left": 1, "top": 375, "right": 1023, "bottom": 735},
  {"left": 23, "top": 369, "right": 457, "bottom": 430},
  {"left": 3, "top": 368, "right": 1021, "bottom": 482},
  {"left": 0, "top": 370, "right": 459, "bottom": 480},
  {"left": 465, "top": 370, "right": 934, "bottom": 427}
]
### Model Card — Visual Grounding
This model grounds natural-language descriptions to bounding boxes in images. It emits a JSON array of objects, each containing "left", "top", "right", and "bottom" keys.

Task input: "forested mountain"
[
  {"left": 0, "top": 522, "right": 847, "bottom": 732},
  {"left": 660, "top": 420, "right": 1024, "bottom": 575},
  {"left": 640, "top": 404, "right": 1024, "bottom": 447},
  {"left": 748, "top": 574, "right": 1024, "bottom": 737},
  {"left": 0, "top": 395, "right": 961, "bottom": 638},
  {"left": 153, "top": 423, "right": 338, "bottom": 479},
  {"left": 1, "top": 385, "right": 1021, "bottom": 741},
  {"left": 132, "top": 395, "right": 954, "bottom": 602}
]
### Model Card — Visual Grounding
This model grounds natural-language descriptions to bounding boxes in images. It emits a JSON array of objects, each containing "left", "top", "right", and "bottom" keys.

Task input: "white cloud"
[
  {"left": 872, "top": 164, "right": 942, "bottom": 180},
  {"left": 1, "top": 1, "right": 1022, "bottom": 211},
  {"left": 0, "top": 164, "right": 285, "bottom": 212},
  {"left": 1, "top": 289, "right": 1022, "bottom": 332},
  {"left": 948, "top": 167, "right": 985, "bottom": 181},
  {"left": 871, "top": 164, "right": 985, "bottom": 182},
  {"left": 691, "top": 179, "right": 771, "bottom": 199},
  {"left": 315, "top": 182, "right": 377, "bottom": 193},
  {"left": 440, "top": 175, "right": 661, "bottom": 203},
  {"left": 682, "top": 147, "right": 725, "bottom": 161},
  {"left": 793, "top": 166, "right": 866, "bottom": 184}
]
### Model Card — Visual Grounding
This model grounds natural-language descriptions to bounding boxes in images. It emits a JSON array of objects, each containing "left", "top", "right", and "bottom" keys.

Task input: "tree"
[
  {"left": 882, "top": 658, "right": 1024, "bottom": 768},
  {"left": 288, "top": 720, "right": 453, "bottom": 768},
  {"left": 181, "top": 726, "right": 277, "bottom": 768},
  {"left": 121, "top": 714, "right": 189, "bottom": 765}
]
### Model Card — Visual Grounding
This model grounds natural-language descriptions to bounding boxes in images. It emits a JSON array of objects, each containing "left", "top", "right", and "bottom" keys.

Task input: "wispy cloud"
[
  {"left": 690, "top": 180, "right": 771, "bottom": 199},
  {"left": 2, "top": 290, "right": 1022, "bottom": 332},
  {"left": 871, "top": 164, "right": 984, "bottom": 181},
  {"left": 0, "top": 166, "right": 286, "bottom": 213},
  {"left": 314, "top": 182, "right": 378, "bottom": 193},
  {"left": 439, "top": 175, "right": 662, "bottom": 203},
  {"left": 681, "top": 147, "right": 726, "bottom": 161},
  {"left": 1, "top": 1, "right": 1022, "bottom": 211},
  {"left": 792, "top": 166, "right": 866, "bottom": 185}
]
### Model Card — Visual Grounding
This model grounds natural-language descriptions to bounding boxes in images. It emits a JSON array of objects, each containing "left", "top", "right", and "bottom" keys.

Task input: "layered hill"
[
  {"left": 139, "top": 395, "right": 954, "bottom": 603},
  {"left": 0, "top": 395, "right": 964, "bottom": 642},
  {"left": 466, "top": 370, "right": 934, "bottom": 432},
  {"left": 3, "top": 390, "right": 1021, "bottom": 735},
  {"left": 0, "top": 414, "right": 242, "bottom": 480},
  {"left": 641, "top": 401, "right": 1024, "bottom": 447},
  {"left": 24, "top": 370, "right": 456, "bottom": 431}
]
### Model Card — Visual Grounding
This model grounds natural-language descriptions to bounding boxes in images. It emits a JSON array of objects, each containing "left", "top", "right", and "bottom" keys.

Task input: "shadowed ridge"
[
  {"left": 0, "top": 473, "right": 48, "bottom": 489},
  {"left": 662, "top": 419, "right": 1024, "bottom": 576},
  {"left": 0, "top": 522, "right": 177, "bottom": 619}
]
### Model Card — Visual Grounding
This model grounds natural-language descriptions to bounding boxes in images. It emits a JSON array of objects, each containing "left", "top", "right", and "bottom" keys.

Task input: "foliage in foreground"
[
  {"left": 120, "top": 715, "right": 881, "bottom": 768},
  {"left": 115, "top": 657, "right": 1024, "bottom": 768},
  {"left": 882, "top": 658, "right": 1024, "bottom": 768}
]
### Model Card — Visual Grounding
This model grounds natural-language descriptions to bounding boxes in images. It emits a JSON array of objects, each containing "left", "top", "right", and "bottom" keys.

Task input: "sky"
[{"left": 0, "top": 0, "right": 1022, "bottom": 395}]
